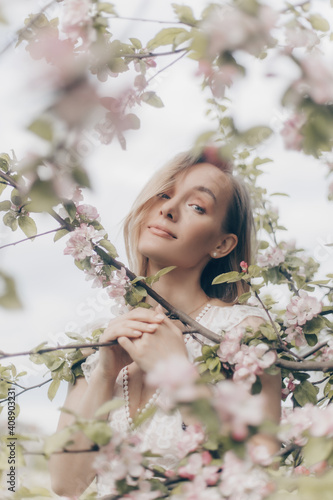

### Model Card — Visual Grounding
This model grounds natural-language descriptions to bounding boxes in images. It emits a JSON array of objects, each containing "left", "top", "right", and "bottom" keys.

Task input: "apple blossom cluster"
[
  {"left": 284, "top": 290, "right": 322, "bottom": 327},
  {"left": 279, "top": 403, "right": 333, "bottom": 446},
  {"left": 146, "top": 355, "right": 199, "bottom": 410},
  {"left": 219, "top": 451, "right": 275, "bottom": 500},
  {"left": 61, "top": 0, "right": 94, "bottom": 47},
  {"left": 213, "top": 380, "right": 264, "bottom": 441},
  {"left": 201, "top": 4, "right": 277, "bottom": 58},
  {"left": 63, "top": 223, "right": 105, "bottom": 260},
  {"left": 94, "top": 433, "right": 163, "bottom": 499},
  {"left": 217, "top": 327, "right": 277, "bottom": 389},
  {"left": 257, "top": 246, "right": 286, "bottom": 268}
]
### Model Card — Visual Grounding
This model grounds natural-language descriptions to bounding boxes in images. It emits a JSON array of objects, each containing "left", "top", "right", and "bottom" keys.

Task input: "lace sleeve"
[
  {"left": 81, "top": 350, "right": 100, "bottom": 383},
  {"left": 226, "top": 304, "right": 272, "bottom": 331}
]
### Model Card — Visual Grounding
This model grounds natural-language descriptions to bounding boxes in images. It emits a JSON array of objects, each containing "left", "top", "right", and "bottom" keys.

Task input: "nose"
[{"left": 160, "top": 198, "right": 178, "bottom": 221}]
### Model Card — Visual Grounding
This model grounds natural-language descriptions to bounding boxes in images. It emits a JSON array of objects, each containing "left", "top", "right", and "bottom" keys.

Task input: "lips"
[{"left": 148, "top": 224, "right": 176, "bottom": 239}]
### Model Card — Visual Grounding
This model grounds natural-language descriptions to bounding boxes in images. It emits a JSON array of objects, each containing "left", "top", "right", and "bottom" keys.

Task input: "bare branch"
[
  {"left": 0, "top": 378, "right": 53, "bottom": 403},
  {"left": 276, "top": 358, "right": 333, "bottom": 372},
  {"left": 0, "top": 227, "right": 67, "bottom": 251},
  {"left": 146, "top": 50, "right": 188, "bottom": 85},
  {"left": 123, "top": 48, "right": 188, "bottom": 59}
]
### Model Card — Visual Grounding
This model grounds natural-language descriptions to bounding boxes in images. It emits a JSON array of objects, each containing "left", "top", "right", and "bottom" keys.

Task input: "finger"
[
  {"left": 128, "top": 308, "right": 165, "bottom": 323},
  {"left": 117, "top": 336, "right": 136, "bottom": 358}
]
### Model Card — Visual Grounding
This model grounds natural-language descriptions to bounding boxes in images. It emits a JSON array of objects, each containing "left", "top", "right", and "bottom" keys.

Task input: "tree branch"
[
  {"left": 0, "top": 227, "right": 67, "bottom": 250},
  {"left": 276, "top": 358, "right": 333, "bottom": 372},
  {"left": 0, "top": 378, "right": 53, "bottom": 403},
  {"left": 146, "top": 50, "right": 188, "bottom": 85},
  {"left": 0, "top": 171, "right": 19, "bottom": 189},
  {"left": 123, "top": 48, "right": 188, "bottom": 60}
]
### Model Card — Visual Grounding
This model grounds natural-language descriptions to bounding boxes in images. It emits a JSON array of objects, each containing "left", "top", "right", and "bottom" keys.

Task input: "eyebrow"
[{"left": 193, "top": 186, "right": 217, "bottom": 204}]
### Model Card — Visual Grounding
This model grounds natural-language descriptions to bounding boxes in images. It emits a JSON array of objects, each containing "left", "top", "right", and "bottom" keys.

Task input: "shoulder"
[{"left": 203, "top": 300, "right": 269, "bottom": 333}]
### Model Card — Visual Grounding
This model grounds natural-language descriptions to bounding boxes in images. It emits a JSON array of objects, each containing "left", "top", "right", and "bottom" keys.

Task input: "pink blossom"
[
  {"left": 177, "top": 424, "right": 205, "bottom": 459},
  {"left": 77, "top": 203, "right": 99, "bottom": 220},
  {"left": 217, "top": 326, "right": 244, "bottom": 364},
  {"left": 293, "top": 465, "right": 310, "bottom": 476},
  {"left": 175, "top": 475, "right": 221, "bottom": 500},
  {"left": 285, "top": 25, "right": 319, "bottom": 51},
  {"left": 296, "top": 54, "right": 333, "bottom": 105},
  {"left": 146, "top": 356, "right": 199, "bottom": 410},
  {"left": 64, "top": 223, "right": 105, "bottom": 260},
  {"left": 219, "top": 451, "right": 275, "bottom": 499},
  {"left": 285, "top": 325, "right": 306, "bottom": 347},
  {"left": 281, "top": 373, "right": 297, "bottom": 401},
  {"left": 284, "top": 290, "right": 322, "bottom": 327},
  {"left": 257, "top": 246, "right": 285, "bottom": 268},
  {"left": 213, "top": 381, "right": 264, "bottom": 440},
  {"left": 62, "top": 0, "right": 93, "bottom": 45},
  {"left": 279, "top": 404, "right": 314, "bottom": 445},
  {"left": 240, "top": 261, "right": 248, "bottom": 272},
  {"left": 178, "top": 453, "right": 219, "bottom": 489},
  {"left": 233, "top": 344, "right": 277, "bottom": 389},
  {"left": 280, "top": 113, "right": 306, "bottom": 151},
  {"left": 202, "top": 4, "right": 277, "bottom": 58},
  {"left": 106, "top": 267, "right": 130, "bottom": 304},
  {"left": 247, "top": 442, "right": 273, "bottom": 466}
]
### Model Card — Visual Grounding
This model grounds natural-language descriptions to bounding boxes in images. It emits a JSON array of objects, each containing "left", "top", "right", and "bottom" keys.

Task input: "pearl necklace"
[
  {"left": 184, "top": 302, "right": 212, "bottom": 344},
  {"left": 122, "top": 303, "right": 211, "bottom": 429},
  {"left": 123, "top": 365, "right": 161, "bottom": 430}
]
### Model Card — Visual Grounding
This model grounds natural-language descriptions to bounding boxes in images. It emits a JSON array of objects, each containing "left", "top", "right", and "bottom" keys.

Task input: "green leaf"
[
  {"left": 172, "top": 4, "right": 197, "bottom": 25},
  {"left": 0, "top": 153, "right": 11, "bottom": 172},
  {"left": 147, "top": 27, "right": 190, "bottom": 49},
  {"left": 240, "top": 126, "right": 273, "bottom": 146},
  {"left": 129, "top": 37, "right": 142, "bottom": 49},
  {"left": 95, "top": 399, "right": 124, "bottom": 418},
  {"left": 54, "top": 228, "right": 69, "bottom": 242},
  {"left": 44, "top": 427, "right": 74, "bottom": 455},
  {"left": 18, "top": 215, "right": 37, "bottom": 238},
  {"left": 27, "top": 117, "right": 53, "bottom": 142},
  {"left": 3, "top": 211, "right": 18, "bottom": 231},
  {"left": 303, "top": 437, "right": 333, "bottom": 466},
  {"left": 47, "top": 379, "right": 60, "bottom": 401},
  {"left": 303, "top": 316, "right": 325, "bottom": 335},
  {"left": 293, "top": 380, "right": 318, "bottom": 406},
  {"left": 146, "top": 266, "right": 177, "bottom": 285},
  {"left": 98, "top": 239, "right": 118, "bottom": 257},
  {"left": 304, "top": 333, "right": 318, "bottom": 347},
  {"left": 252, "top": 157, "right": 273, "bottom": 167},
  {"left": 238, "top": 292, "right": 251, "bottom": 304},
  {"left": 212, "top": 271, "right": 243, "bottom": 285},
  {"left": 82, "top": 421, "right": 112, "bottom": 446},
  {"left": 0, "top": 200, "right": 11, "bottom": 211},
  {"left": 141, "top": 91, "right": 164, "bottom": 108},
  {"left": 309, "top": 14, "right": 330, "bottom": 32},
  {"left": 64, "top": 201, "right": 77, "bottom": 222},
  {"left": 98, "top": 2, "right": 117, "bottom": 14}
]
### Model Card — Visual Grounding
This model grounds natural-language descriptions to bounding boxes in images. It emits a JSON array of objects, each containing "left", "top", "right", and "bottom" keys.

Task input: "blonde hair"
[{"left": 124, "top": 151, "right": 254, "bottom": 303}]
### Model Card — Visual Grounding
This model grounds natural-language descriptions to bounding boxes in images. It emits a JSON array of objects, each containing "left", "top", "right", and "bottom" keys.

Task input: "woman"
[{"left": 50, "top": 151, "right": 281, "bottom": 498}]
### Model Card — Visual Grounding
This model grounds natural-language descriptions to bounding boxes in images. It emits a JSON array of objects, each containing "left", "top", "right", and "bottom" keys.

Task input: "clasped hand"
[{"left": 98, "top": 305, "right": 188, "bottom": 377}]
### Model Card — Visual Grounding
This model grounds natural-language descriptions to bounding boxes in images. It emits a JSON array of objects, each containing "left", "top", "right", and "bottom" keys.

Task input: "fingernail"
[
  {"left": 155, "top": 314, "right": 165, "bottom": 321},
  {"left": 133, "top": 330, "right": 142, "bottom": 335}
]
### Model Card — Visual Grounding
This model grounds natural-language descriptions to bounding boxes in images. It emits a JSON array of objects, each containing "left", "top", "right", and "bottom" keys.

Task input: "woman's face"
[{"left": 138, "top": 163, "right": 237, "bottom": 272}]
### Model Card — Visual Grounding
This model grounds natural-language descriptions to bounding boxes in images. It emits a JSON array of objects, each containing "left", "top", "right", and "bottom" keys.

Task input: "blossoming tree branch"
[{"left": 0, "top": 0, "right": 333, "bottom": 499}]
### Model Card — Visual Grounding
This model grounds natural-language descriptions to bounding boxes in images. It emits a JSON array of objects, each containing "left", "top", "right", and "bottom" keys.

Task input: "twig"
[
  {"left": 123, "top": 48, "right": 188, "bottom": 60},
  {"left": 0, "top": 378, "right": 53, "bottom": 403},
  {"left": 253, "top": 289, "right": 285, "bottom": 348},
  {"left": 146, "top": 50, "right": 188, "bottom": 85},
  {"left": 303, "top": 341, "right": 328, "bottom": 359},
  {"left": 109, "top": 16, "right": 182, "bottom": 25},
  {"left": 0, "top": 171, "right": 19, "bottom": 189},
  {"left": 0, "top": 227, "right": 67, "bottom": 250},
  {"left": 313, "top": 376, "right": 329, "bottom": 385},
  {"left": 276, "top": 442, "right": 300, "bottom": 457},
  {"left": 0, "top": 378, "right": 25, "bottom": 390},
  {"left": 0, "top": 0, "right": 57, "bottom": 57}
]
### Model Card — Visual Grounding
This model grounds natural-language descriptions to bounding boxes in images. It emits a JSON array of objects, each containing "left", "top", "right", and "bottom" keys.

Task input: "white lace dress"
[{"left": 81, "top": 304, "right": 268, "bottom": 497}]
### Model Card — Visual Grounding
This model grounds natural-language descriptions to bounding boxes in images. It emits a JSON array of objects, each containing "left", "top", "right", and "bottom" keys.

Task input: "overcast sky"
[{"left": 1, "top": 0, "right": 333, "bottom": 433}]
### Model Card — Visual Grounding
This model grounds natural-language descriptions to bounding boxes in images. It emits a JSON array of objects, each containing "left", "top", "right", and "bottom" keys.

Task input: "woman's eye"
[
  {"left": 190, "top": 204, "right": 206, "bottom": 214},
  {"left": 157, "top": 192, "right": 170, "bottom": 200}
]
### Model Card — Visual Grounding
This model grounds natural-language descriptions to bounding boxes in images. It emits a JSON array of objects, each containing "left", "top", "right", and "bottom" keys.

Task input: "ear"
[{"left": 210, "top": 234, "right": 238, "bottom": 259}]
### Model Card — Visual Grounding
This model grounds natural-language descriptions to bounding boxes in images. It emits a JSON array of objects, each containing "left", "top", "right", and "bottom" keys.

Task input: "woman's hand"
[
  {"left": 117, "top": 305, "right": 188, "bottom": 373},
  {"left": 97, "top": 308, "right": 165, "bottom": 378}
]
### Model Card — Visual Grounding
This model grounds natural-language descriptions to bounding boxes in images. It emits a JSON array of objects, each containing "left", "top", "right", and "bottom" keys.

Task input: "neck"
[{"left": 146, "top": 262, "right": 210, "bottom": 316}]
